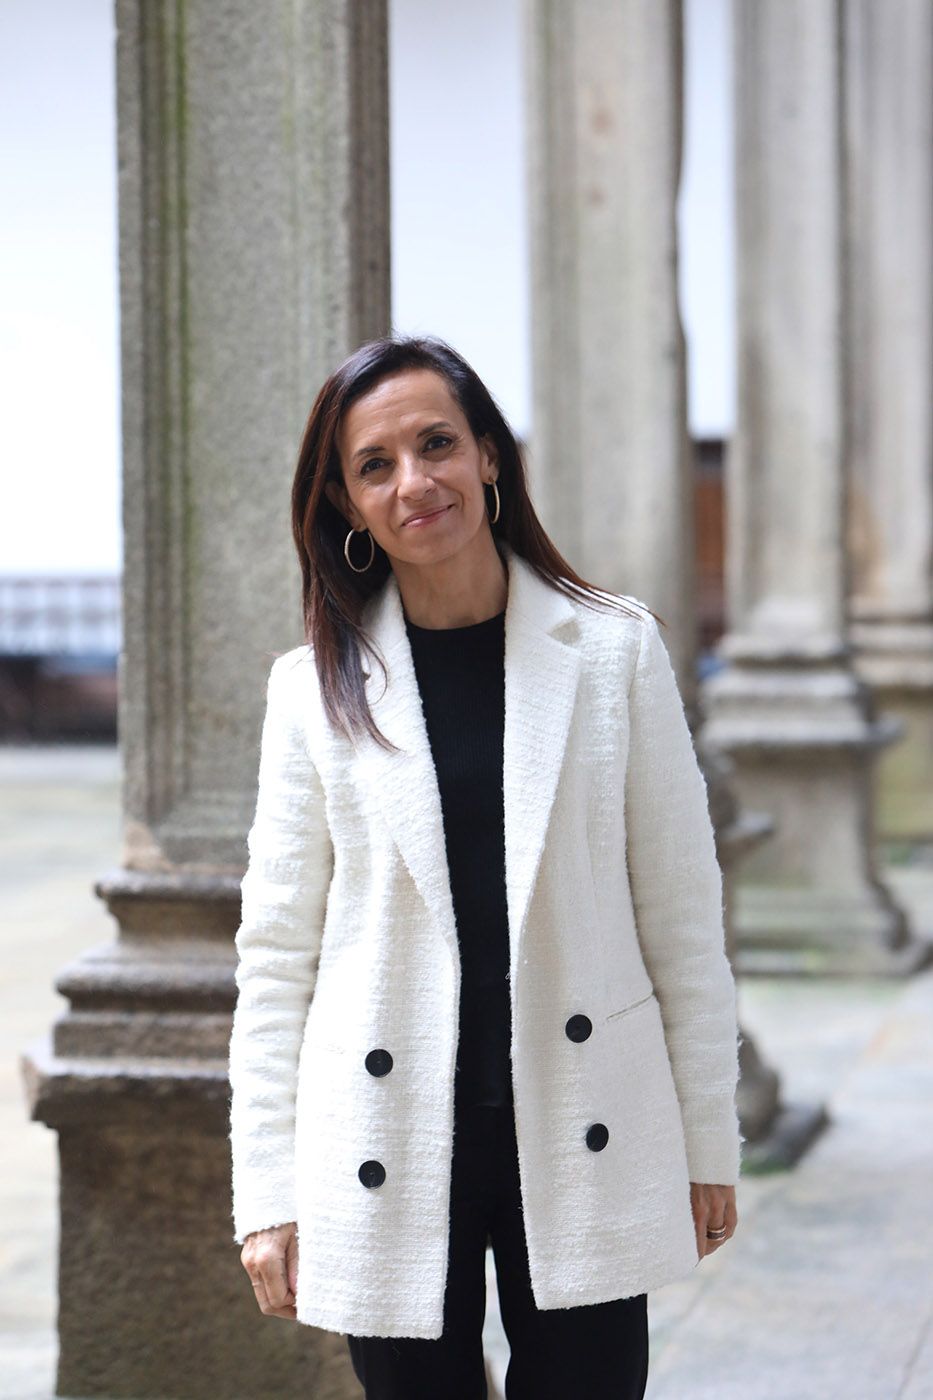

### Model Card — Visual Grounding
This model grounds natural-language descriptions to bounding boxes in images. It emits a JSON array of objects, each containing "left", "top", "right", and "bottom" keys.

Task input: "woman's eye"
[{"left": 359, "top": 437, "right": 451, "bottom": 474}]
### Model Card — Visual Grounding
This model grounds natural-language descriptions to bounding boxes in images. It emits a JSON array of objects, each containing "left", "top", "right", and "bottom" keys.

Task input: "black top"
[{"left": 404, "top": 607, "right": 513, "bottom": 1110}]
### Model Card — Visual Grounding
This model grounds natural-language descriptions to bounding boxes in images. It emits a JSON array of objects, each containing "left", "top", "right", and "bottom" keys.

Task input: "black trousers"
[{"left": 346, "top": 1102, "right": 649, "bottom": 1400}]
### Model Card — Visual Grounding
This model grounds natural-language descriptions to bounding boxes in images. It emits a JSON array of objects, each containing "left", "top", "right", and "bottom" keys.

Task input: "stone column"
[
  {"left": 844, "top": 0, "right": 933, "bottom": 850},
  {"left": 700, "top": 0, "right": 929, "bottom": 976},
  {"left": 524, "top": 0, "right": 821, "bottom": 1167},
  {"left": 20, "top": 2, "right": 388, "bottom": 1396},
  {"left": 525, "top": 0, "right": 692, "bottom": 649}
]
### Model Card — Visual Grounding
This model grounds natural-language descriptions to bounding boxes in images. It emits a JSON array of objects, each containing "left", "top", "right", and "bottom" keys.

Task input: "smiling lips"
[{"left": 403, "top": 504, "right": 452, "bottom": 527}]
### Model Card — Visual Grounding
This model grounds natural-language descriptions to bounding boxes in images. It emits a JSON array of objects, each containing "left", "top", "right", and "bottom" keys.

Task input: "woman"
[{"left": 228, "top": 334, "right": 742, "bottom": 1399}]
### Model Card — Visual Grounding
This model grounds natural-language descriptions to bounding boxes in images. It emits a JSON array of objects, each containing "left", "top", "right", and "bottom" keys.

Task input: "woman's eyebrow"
[{"left": 352, "top": 421, "right": 455, "bottom": 462}]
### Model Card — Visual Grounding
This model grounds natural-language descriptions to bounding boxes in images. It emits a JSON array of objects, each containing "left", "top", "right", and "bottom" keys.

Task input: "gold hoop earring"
[
  {"left": 486, "top": 480, "right": 500, "bottom": 524},
  {"left": 344, "top": 527, "right": 375, "bottom": 573}
]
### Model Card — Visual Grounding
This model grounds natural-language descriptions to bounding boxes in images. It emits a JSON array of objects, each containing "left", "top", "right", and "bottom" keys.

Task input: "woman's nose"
[{"left": 396, "top": 452, "right": 434, "bottom": 494}]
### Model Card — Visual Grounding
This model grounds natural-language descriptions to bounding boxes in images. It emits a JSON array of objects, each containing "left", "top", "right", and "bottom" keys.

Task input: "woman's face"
[{"left": 327, "top": 368, "right": 499, "bottom": 571}]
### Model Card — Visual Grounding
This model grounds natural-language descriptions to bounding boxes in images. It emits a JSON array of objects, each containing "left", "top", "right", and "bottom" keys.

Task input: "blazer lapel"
[
  {"left": 501, "top": 547, "right": 581, "bottom": 977},
  {"left": 357, "top": 577, "right": 459, "bottom": 967},
  {"left": 357, "top": 543, "right": 582, "bottom": 978}
]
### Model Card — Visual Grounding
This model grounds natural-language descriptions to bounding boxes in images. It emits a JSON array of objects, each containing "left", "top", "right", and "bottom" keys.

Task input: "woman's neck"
[{"left": 393, "top": 537, "right": 508, "bottom": 629}]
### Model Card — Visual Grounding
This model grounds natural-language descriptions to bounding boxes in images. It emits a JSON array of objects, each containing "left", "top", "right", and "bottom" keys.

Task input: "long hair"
[{"left": 291, "top": 333, "right": 657, "bottom": 749}]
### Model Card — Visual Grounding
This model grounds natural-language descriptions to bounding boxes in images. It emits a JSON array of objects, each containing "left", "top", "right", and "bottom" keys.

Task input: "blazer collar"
[{"left": 357, "top": 542, "right": 582, "bottom": 980}]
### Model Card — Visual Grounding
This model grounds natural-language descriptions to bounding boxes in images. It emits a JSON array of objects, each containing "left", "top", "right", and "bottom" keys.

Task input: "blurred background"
[
  {"left": 0, "top": 0, "right": 733, "bottom": 737},
  {"left": 2, "top": 1, "right": 931, "bottom": 1398}
]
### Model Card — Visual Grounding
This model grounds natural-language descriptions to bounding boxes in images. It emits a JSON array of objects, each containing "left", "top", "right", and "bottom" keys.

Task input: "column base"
[
  {"left": 736, "top": 1013, "right": 830, "bottom": 1172},
  {"left": 731, "top": 884, "right": 933, "bottom": 976},
  {"left": 735, "top": 1020, "right": 781, "bottom": 1141},
  {"left": 740, "top": 1099, "right": 831, "bottom": 1174},
  {"left": 21, "top": 1033, "right": 360, "bottom": 1400},
  {"left": 851, "top": 617, "right": 933, "bottom": 844},
  {"left": 19, "top": 865, "right": 363, "bottom": 1400},
  {"left": 701, "top": 661, "right": 930, "bottom": 975},
  {"left": 706, "top": 755, "right": 819, "bottom": 1160}
]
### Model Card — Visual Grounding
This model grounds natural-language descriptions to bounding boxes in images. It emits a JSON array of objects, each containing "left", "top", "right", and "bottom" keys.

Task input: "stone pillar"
[
  {"left": 844, "top": 0, "right": 933, "bottom": 850},
  {"left": 525, "top": 0, "right": 691, "bottom": 646},
  {"left": 524, "top": 0, "right": 820, "bottom": 1167},
  {"left": 700, "top": 0, "right": 929, "bottom": 975},
  {"left": 20, "top": 2, "right": 388, "bottom": 1396}
]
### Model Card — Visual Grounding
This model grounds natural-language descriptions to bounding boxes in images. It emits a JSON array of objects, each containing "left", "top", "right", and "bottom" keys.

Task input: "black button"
[
  {"left": 565, "top": 1014, "right": 593, "bottom": 1042},
  {"left": 358, "top": 1159, "right": 386, "bottom": 1188},
  {"left": 585, "top": 1122, "right": 609, "bottom": 1152},
  {"left": 365, "top": 1048, "right": 393, "bottom": 1077}
]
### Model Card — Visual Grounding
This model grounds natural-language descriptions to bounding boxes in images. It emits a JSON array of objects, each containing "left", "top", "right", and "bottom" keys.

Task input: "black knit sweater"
[{"left": 404, "top": 607, "right": 513, "bottom": 1110}]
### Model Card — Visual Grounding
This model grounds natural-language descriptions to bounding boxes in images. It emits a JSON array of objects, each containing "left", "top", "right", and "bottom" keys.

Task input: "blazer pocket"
[{"left": 605, "top": 989, "right": 657, "bottom": 1023}]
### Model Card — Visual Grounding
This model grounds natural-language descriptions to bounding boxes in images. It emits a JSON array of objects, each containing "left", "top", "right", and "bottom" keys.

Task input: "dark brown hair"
[{"left": 291, "top": 333, "right": 656, "bottom": 749}]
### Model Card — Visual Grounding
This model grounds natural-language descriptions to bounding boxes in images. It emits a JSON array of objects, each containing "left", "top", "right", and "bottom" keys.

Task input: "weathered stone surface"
[
  {"left": 523, "top": 0, "right": 797, "bottom": 1193},
  {"left": 116, "top": 0, "right": 390, "bottom": 876},
  {"left": 524, "top": 0, "right": 693, "bottom": 659},
  {"left": 18, "top": 1, "right": 389, "bottom": 1395},
  {"left": 54, "top": 1122, "right": 356, "bottom": 1400},
  {"left": 845, "top": 0, "right": 933, "bottom": 845},
  {"left": 700, "top": 0, "right": 925, "bottom": 974}
]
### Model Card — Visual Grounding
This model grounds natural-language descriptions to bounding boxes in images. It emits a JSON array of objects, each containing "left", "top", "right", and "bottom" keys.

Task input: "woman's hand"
[
  {"left": 690, "top": 1182, "right": 737, "bottom": 1261},
  {"left": 240, "top": 1222, "right": 299, "bottom": 1320}
]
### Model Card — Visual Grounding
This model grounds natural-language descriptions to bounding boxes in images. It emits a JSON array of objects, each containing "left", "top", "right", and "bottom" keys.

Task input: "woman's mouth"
[{"left": 403, "top": 504, "right": 452, "bottom": 528}]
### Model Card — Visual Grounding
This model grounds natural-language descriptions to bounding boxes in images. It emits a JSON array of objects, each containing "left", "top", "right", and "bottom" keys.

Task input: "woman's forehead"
[{"left": 340, "top": 369, "right": 461, "bottom": 441}]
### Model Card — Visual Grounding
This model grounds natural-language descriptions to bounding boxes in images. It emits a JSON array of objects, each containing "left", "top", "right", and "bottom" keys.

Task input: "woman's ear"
[
  {"left": 479, "top": 433, "right": 499, "bottom": 481},
  {"left": 325, "top": 478, "right": 357, "bottom": 527}
]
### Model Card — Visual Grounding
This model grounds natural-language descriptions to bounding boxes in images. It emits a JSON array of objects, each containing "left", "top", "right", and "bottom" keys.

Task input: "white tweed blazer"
[{"left": 228, "top": 541, "right": 743, "bottom": 1340}]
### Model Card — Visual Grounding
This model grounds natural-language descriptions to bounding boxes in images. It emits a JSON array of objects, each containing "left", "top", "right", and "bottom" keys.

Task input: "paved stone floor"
[
  {"left": 1, "top": 744, "right": 123, "bottom": 1400},
  {"left": 2, "top": 742, "right": 932, "bottom": 1399}
]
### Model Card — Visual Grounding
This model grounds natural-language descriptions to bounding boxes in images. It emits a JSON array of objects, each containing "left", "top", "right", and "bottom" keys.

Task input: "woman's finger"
[
  {"left": 706, "top": 1186, "right": 737, "bottom": 1251},
  {"left": 722, "top": 1191, "right": 738, "bottom": 1237},
  {"left": 705, "top": 1228, "right": 726, "bottom": 1253},
  {"left": 251, "top": 1267, "right": 297, "bottom": 1320},
  {"left": 691, "top": 1189, "right": 709, "bottom": 1260},
  {"left": 285, "top": 1228, "right": 300, "bottom": 1299},
  {"left": 705, "top": 1191, "right": 725, "bottom": 1253},
  {"left": 691, "top": 1182, "right": 738, "bottom": 1259},
  {"left": 241, "top": 1225, "right": 298, "bottom": 1320},
  {"left": 710, "top": 1190, "right": 738, "bottom": 1253},
  {"left": 258, "top": 1242, "right": 296, "bottom": 1314},
  {"left": 261, "top": 1258, "right": 291, "bottom": 1309},
  {"left": 248, "top": 1271, "right": 272, "bottom": 1313}
]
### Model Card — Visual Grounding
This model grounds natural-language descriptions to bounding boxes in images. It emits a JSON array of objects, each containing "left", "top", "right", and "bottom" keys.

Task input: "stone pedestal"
[
  {"left": 21, "top": 877, "right": 354, "bottom": 1398},
  {"left": 19, "top": 2, "right": 388, "bottom": 1394},
  {"left": 850, "top": 627, "right": 933, "bottom": 850},
  {"left": 844, "top": 0, "right": 933, "bottom": 850},
  {"left": 702, "top": 657, "right": 926, "bottom": 974},
  {"left": 700, "top": 0, "right": 928, "bottom": 975},
  {"left": 704, "top": 740, "right": 829, "bottom": 1165}
]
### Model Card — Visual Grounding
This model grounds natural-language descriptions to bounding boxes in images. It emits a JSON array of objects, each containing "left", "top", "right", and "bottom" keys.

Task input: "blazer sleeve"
[
  {"left": 228, "top": 653, "right": 333, "bottom": 1244},
  {"left": 623, "top": 610, "right": 743, "bottom": 1185}
]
